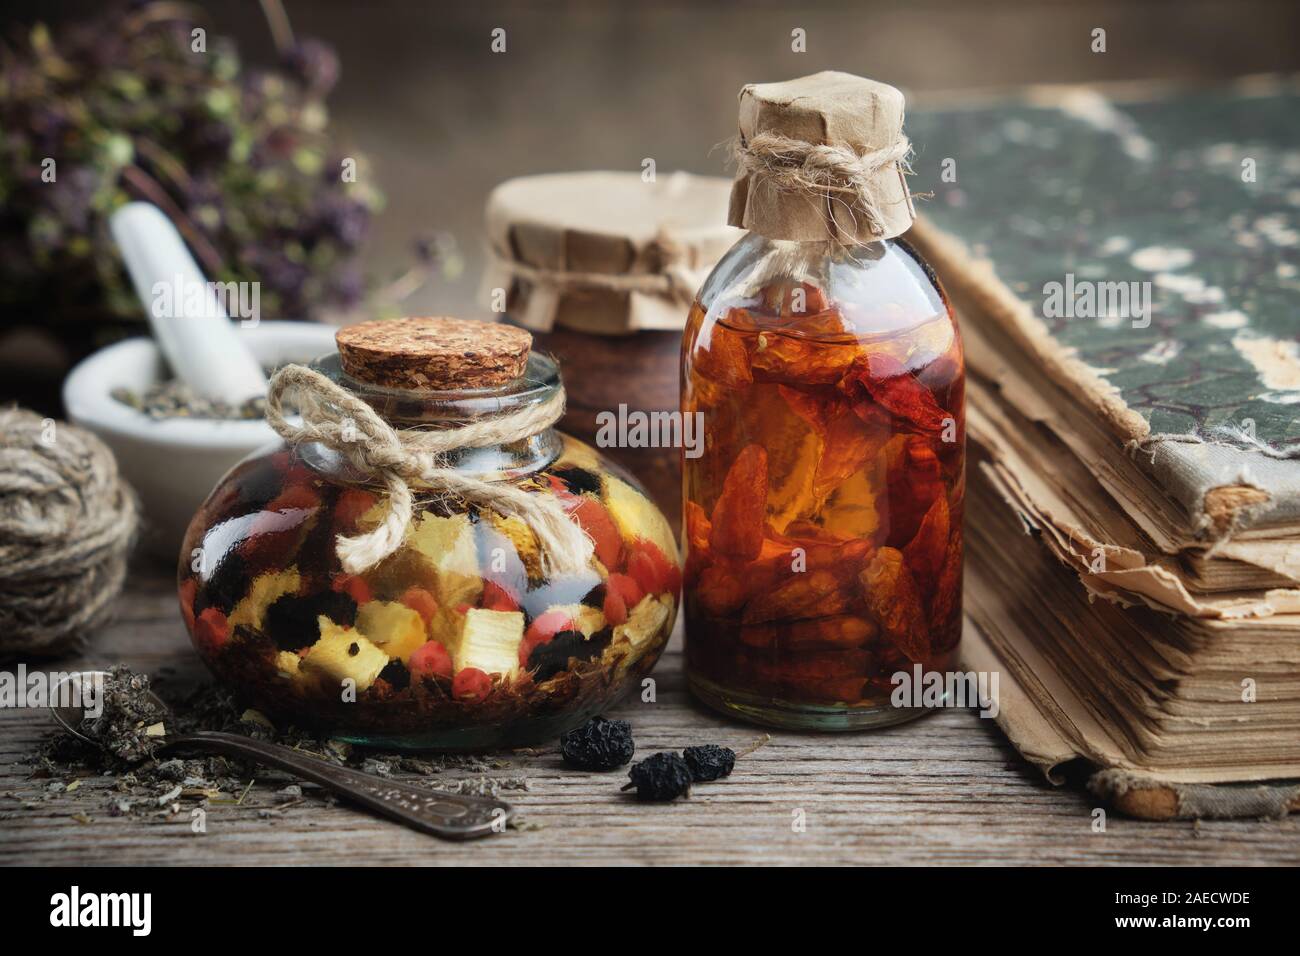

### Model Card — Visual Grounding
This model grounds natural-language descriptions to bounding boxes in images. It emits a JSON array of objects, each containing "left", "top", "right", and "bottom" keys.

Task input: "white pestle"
[{"left": 110, "top": 203, "right": 267, "bottom": 403}]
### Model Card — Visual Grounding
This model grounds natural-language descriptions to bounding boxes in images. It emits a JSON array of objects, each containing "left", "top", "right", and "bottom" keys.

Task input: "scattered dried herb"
[
  {"left": 112, "top": 380, "right": 273, "bottom": 421},
  {"left": 26, "top": 666, "right": 530, "bottom": 823},
  {"left": 78, "top": 665, "right": 169, "bottom": 766}
]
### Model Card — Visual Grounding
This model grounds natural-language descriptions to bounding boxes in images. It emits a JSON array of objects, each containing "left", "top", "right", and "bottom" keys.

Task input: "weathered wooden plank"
[{"left": 1, "top": 564, "right": 1297, "bottom": 865}]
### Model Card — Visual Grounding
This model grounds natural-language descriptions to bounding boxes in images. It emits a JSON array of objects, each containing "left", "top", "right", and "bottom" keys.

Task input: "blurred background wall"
[{"left": 8, "top": 0, "right": 1300, "bottom": 324}]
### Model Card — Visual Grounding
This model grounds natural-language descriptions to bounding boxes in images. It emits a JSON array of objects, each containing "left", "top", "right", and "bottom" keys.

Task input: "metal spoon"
[{"left": 50, "top": 671, "right": 514, "bottom": 841}]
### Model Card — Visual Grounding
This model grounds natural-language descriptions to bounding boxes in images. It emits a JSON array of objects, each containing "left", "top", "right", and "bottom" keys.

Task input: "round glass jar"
[
  {"left": 681, "top": 232, "right": 965, "bottom": 730},
  {"left": 178, "top": 348, "right": 679, "bottom": 750}
]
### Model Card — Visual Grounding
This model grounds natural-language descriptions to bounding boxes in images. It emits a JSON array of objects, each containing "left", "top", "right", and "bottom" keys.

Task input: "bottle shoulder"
[{"left": 694, "top": 232, "right": 956, "bottom": 346}]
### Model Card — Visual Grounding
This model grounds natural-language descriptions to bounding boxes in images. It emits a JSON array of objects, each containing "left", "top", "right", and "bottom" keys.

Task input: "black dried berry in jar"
[
  {"left": 529, "top": 630, "right": 600, "bottom": 682},
  {"left": 559, "top": 715, "right": 634, "bottom": 771},
  {"left": 552, "top": 466, "right": 603, "bottom": 497},
  {"left": 264, "top": 590, "right": 358, "bottom": 650}
]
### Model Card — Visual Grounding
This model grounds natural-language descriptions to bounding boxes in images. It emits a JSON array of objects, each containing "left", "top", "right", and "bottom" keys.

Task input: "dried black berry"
[
  {"left": 193, "top": 549, "right": 250, "bottom": 615},
  {"left": 625, "top": 751, "right": 692, "bottom": 801},
  {"left": 264, "top": 590, "right": 358, "bottom": 649},
  {"left": 317, "top": 588, "right": 359, "bottom": 627},
  {"left": 683, "top": 744, "right": 736, "bottom": 781},
  {"left": 560, "top": 715, "right": 634, "bottom": 771},
  {"left": 551, "top": 466, "right": 603, "bottom": 497},
  {"left": 580, "top": 582, "right": 606, "bottom": 610},
  {"left": 378, "top": 660, "right": 410, "bottom": 691},
  {"left": 528, "top": 629, "right": 599, "bottom": 682}
]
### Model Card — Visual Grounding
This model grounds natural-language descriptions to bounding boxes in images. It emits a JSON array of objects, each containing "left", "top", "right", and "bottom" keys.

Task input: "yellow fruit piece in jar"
[
  {"left": 555, "top": 435, "right": 602, "bottom": 472},
  {"left": 604, "top": 474, "right": 678, "bottom": 563},
  {"left": 300, "top": 616, "right": 388, "bottom": 692},
  {"left": 487, "top": 511, "right": 543, "bottom": 580},
  {"left": 447, "top": 608, "right": 524, "bottom": 679},
  {"left": 356, "top": 600, "right": 427, "bottom": 663},
  {"left": 407, "top": 512, "right": 484, "bottom": 609},
  {"left": 274, "top": 650, "right": 301, "bottom": 678},
  {"left": 228, "top": 568, "right": 300, "bottom": 633},
  {"left": 615, "top": 593, "right": 672, "bottom": 655}
]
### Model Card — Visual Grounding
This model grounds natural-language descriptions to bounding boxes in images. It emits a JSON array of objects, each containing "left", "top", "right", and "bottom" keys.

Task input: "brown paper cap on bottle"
[
  {"left": 728, "top": 71, "right": 916, "bottom": 243},
  {"left": 336, "top": 317, "right": 531, "bottom": 391},
  {"left": 482, "top": 171, "right": 742, "bottom": 335}
]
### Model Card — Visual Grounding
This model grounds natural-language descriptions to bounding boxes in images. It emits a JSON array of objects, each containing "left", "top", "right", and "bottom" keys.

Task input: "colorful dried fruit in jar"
[{"left": 177, "top": 317, "right": 681, "bottom": 751}]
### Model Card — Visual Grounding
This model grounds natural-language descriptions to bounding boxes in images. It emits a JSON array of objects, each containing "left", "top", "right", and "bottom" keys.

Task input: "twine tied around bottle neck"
[
  {"left": 264, "top": 364, "right": 594, "bottom": 577},
  {"left": 732, "top": 130, "right": 914, "bottom": 242}
]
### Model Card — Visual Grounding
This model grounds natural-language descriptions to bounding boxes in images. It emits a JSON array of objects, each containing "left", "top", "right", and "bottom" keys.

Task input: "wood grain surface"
[{"left": 2, "top": 564, "right": 1298, "bottom": 866}]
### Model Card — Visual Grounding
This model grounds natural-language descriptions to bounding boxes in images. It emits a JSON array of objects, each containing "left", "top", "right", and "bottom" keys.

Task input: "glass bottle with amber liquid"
[{"left": 682, "top": 72, "right": 964, "bottom": 730}]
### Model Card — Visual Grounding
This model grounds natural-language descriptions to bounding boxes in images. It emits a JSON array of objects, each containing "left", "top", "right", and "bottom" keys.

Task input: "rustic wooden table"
[{"left": 2, "top": 563, "right": 1298, "bottom": 866}]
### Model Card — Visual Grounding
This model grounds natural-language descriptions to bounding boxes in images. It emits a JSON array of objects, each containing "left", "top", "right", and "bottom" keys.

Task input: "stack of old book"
[{"left": 905, "top": 78, "right": 1300, "bottom": 819}]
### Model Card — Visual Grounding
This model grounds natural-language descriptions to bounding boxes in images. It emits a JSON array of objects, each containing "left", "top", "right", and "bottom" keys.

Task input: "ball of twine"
[{"left": 0, "top": 407, "right": 138, "bottom": 660}]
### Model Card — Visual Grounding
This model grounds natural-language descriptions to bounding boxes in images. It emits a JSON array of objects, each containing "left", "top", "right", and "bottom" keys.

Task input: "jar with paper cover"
[{"left": 682, "top": 72, "right": 965, "bottom": 730}]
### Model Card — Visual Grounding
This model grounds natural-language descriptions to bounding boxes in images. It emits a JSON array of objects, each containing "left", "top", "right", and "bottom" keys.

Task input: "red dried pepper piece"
[
  {"left": 738, "top": 615, "right": 877, "bottom": 650},
  {"left": 607, "top": 572, "right": 645, "bottom": 608},
  {"left": 331, "top": 573, "right": 373, "bottom": 605},
  {"left": 409, "top": 640, "right": 453, "bottom": 680},
  {"left": 708, "top": 444, "right": 768, "bottom": 561},
  {"left": 627, "top": 538, "right": 680, "bottom": 597},
  {"left": 904, "top": 494, "right": 950, "bottom": 596},
  {"left": 452, "top": 667, "right": 492, "bottom": 699},
  {"left": 778, "top": 383, "right": 836, "bottom": 433},
  {"left": 400, "top": 586, "right": 440, "bottom": 624},
  {"left": 193, "top": 607, "right": 230, "bottom": 654},
  {"left": 565, "top": 495, "right": 623, "bottom": 571},
  {"left": 860, "top": 547, "right": 929, "bottom": 662},
  {"left": 746, "top": 650, "right": 871, "bottom": 703},
  {"left": 480, "top": 580, "right": 519, "bottom": 612},
  {"left": 839, "top": 352, "right": 949, "bottom": 437},
  {"left": 815, "top": 404, "right": 890, "bottom": 499},
  {"left": 525, "top": 610, "right": 575, "bottom": 646},
  {"left": 684, "top": 499, "right": 712, "bottom": 554},
  {"left": 692, "top": 561, "right": 749, "bottom": 619},
  {"left": 334, "top": 487, "right": 378, "bottom": 531},
  {"left": 693, "top": 318, "right": 754, "bottom": 389},
  {"left": 682, "top": 548, "right": 710, "bottom": 589},
  {"left": 603, "top": 587, "right": 628, "bottom": 626},
  {"left": 779, "top": 385, "right": 889, "bottom": 497},
  {"left": 741, "top": 568, "right": 855, "bottom": 624},
  {"left": 781, "top": 519, "right": 847, "bottom": 544},
  {"left": 269, "top": 450, "right": 316, "bottom": 487},
  {"left": 751, "top": 333, "right": 857, "bottom": 386},
  {"left": 929, "top": 525, "right": 963, "bottom": 650},
  {"left": 884, "top": 434, "right": 945, "bottom": 547},
  {"left": 519, "top": 609, "right": 575, "bottom": 666},
  {"left": 265, "top": 483, "right": 320, "bottom": 514},
  {"left": 602, "top": 571, "right": 646, "bottom": 627}
]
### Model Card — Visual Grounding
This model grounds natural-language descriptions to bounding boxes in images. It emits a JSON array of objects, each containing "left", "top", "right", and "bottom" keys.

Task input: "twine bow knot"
[{"left": 265, "top": 365, "right": 594, "bottom": 576}]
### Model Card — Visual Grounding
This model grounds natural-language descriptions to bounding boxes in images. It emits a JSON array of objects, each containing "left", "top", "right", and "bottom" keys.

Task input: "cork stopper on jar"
[{"left": 335, "top": 317, "right": 532, "bottom": 391}]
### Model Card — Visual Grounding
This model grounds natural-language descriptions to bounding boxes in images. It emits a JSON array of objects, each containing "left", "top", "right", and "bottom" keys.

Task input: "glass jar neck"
[{"left": 297, "top": 352, "right": 564, "bottom": 484}]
